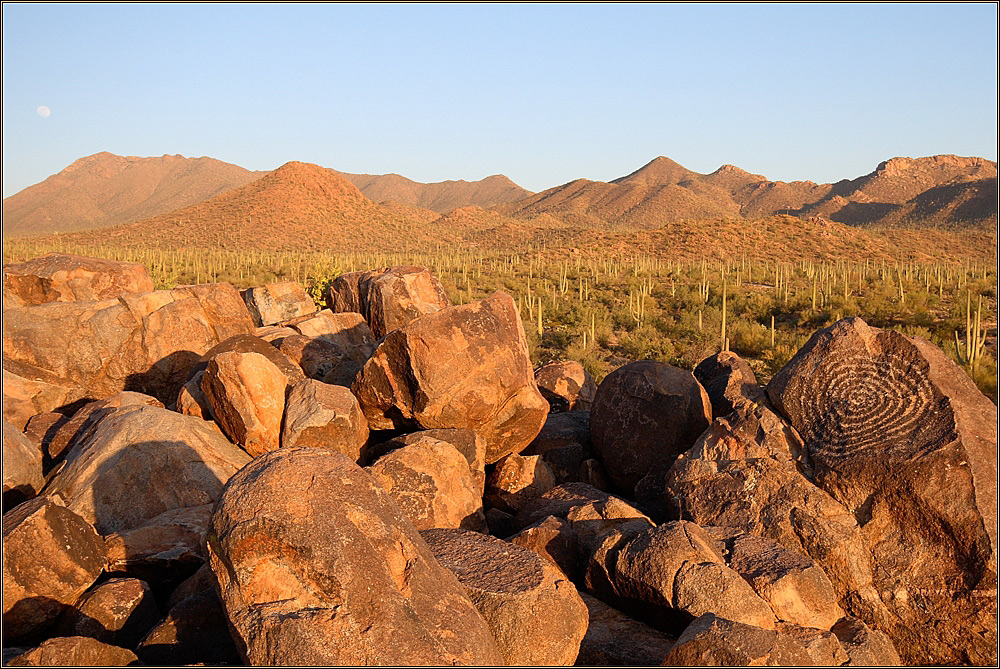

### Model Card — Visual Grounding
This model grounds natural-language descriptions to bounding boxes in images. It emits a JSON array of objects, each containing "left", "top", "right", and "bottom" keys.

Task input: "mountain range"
[{"left": 2, "top": 152, "right": 995, "bottom": 243}]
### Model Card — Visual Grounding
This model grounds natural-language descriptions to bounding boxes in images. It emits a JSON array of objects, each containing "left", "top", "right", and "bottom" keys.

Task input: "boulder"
[
  {"left": 589, "top": 360, "right": 711, "bottom": 495},
  {"left": 2, "top": 253, "right": 153, "bottom": 306},
  {"left": 324, "top": 269, "right": 377, "bottom": 314},
  {"left": 2, "top": 497, "right": 106, "bottom": 642},
  {"left": 564, "top": 496, "right": 653, "bottom": 556},
  {"left": 361, "top": 265, "right": 452, "bottom": 339},
  {"left": 2, "top": 421, "right": 43, "bottom": 511},
  {"left": 484, "top": 452, "right": 556, "bottom": 513},
  {"left": 576, "top": 591, "right": 676, "bottom": 666},
  {"left": 5, "top": 636, "right": 138, "bottom": 666},
  {"left": 367, "top": 437, "right": 485, "bottom": 531},
  {"left": 22, "top": 411, "right": 70, "bottom": 468},
  {"left": 663, "top": 613, "right": 812, "bottom": 666},
  {"left": 511, "top": 481, "right": 614, "bottom": 533},
  {"left": 2, "top": 360, "right": 87, "bottom": 430},
  {"left": 205, "top": 447, "right": 503, "bottom": 666},
  {"left": 242, "top": 281, "right": 315, "bottom": 326},
  {"left": 201, "top": 351, "right": 289, "bottom": 457},
  {"left": 2, "top": 282, "right": 255, "bottom": 405},
  {"left": 281, "top": 379, "right": 369, "bottom": 459},
  {"left": 693, "top": 350, "right": 765, "bottom": 418},
  {"left": 366, "top": 428, "right": 487, "bottom": 494},
  {"left": 192, "top": 332, "right": 305, "bottom": 384},
  {"left": 778, "top": 623, "right": 850, "bottom": 666},
  {"left": 507, "top": 514, "right": 579, "bottom": 579},
  {"left": 767, "top": 317, "right": 997, "bottom": 665},
  {"left": 175, "top": 370, "right": 214, "bottom": 421},
  {"left": 44, "top": 405, "right": 251, "bottom": 535},
  {"left": 253, "top": 324, "right": 299, "bottom": 342},
  {"left": 281, "top": 310, "right": 376, "bottom": 386},
  {"left": 104, "top": 504, "right": 213, "bottom": 586},
  {"left": 353, "top": 291, "right": 549, "bottom": 463},
  {"left": 534, "top": 360, "right": 597, "bottom": 412},
  {"left": 165, "top": 563, "right": 216, "bottom": 611},
  {"left": 710, "top": 528, "right": 845, "bottom": 630},
  {"left": 54, "top": 577, "right": 159, "bottom": 648},
  {"left": 136, "top": 588, "right": 241, "bottom": 666},
  {"left": 421, "top": 527, "right": 588, "bottom": 666},
  {"left": 275, "top": 333, "right": 349, "bottom": 381},
  {"left": 523, "top": 411, "right": 592, "bottom": 483},
  {"left": 44, "top": 391, "right": 164, "bottom": 470},
  {"left": 831, "top": 616, "right": 903, "bottom": 666}
]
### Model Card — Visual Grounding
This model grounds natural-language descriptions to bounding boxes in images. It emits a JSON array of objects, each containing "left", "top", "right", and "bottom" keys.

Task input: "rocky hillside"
[
  {"left": 2, "top": 254, "right": 996, "bottom": 666},
  {"left": 337, "top": 171, "right": 532, "bottom": 213},
  {"left": 2, "top": 152, "right": 267, "bottom": 237},
  {"left": 497, "top": 154, "right": 997, "bottom": 228}
]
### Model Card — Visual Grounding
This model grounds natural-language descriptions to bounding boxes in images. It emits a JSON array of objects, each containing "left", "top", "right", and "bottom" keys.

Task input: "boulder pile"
[{"left": 2, "top": 253, "right": 995, "bottom": 666}]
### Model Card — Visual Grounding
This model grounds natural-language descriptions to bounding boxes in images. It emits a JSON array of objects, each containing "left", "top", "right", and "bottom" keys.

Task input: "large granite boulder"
[
  {"left": 205, "top": 447, "right": 503, "bottom": 666},
  {"left": 2, "top": 360, "right": 87, "bottom": 430},
  {"left": 2, "top": 421, "right": 44, "bottom": 510},
  {"left": 104, "top": 504, "right": 213, "bottom": 587},
  {"left": 534, "top": 360, "right": 597, "bottom": 412},
  {"left": 590, "top": 360, "right": 711, "bottom": 495},
  {"left": 281, "top": 379, "right": 369, "bottom": 460},
  {"left": 54, "top": 577, "right": 159, "bottom": 648},
  {"left": 693, "top": 350, "right": 765, "bottom": 418},
  {"left": 663, "top": 613, "right": 812, "bottom": 666},
  {"left": 421, "top": 527, "right": 589, "bottom": 666},
  {"left": 353, "top": 291, "right": 549, "bottom": 463},
  {"left": 3, "top": 253, "right": 153, "bottom": 306},
  {"left": 5, "top": 636, "right": 137, "bottom": 667},
  {"left": 242, "top": 281, "right": 315, "bottom": 326},
  {"left": 3, "top": 497, "right": 106, "bottom": 642},
  {"left": 45, "top": 405, "right": 251, "bottom": 535},
  {"left": 767, "top": 317, "right": 997, "bottom": 665}
]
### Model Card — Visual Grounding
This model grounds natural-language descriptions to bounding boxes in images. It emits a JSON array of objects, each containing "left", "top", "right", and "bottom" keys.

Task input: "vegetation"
[{"left": 5, "top": 238, "right": 995, "bottom": 402}]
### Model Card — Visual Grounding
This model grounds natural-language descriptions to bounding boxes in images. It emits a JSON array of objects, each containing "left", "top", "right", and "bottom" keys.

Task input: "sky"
[{"left": 2, "top": 3, "right": 997, "bottom": 198}]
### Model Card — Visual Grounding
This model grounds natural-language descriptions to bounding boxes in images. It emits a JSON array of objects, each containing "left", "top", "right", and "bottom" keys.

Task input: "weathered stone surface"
[
  {"left": 45, "top": 405, "right": 251, "bottom": 535},
  {"left": 535, "top": 360, "right": 597, "bottom": 412},
  {"left": 512, "top": 481, "right": 614, "bottom": 533},
  {"left": 831, "top": 616, "right": 903, "bottom": 666},
  {"left": 362, "top": 265, "right": 452, "bottom": 339},
  {"left": 281, "top": 379, "right": 369, "bottom": 459},
  {"left": 367, "top": 437, "right": 485, "bottom": 531},
  {"left": 777, "top": 622, "right": 850, "bottom": 666},
  {"left": 3, "top": 253, "right": 153, "bottom": 306},
  {"left": 576, "top": 591, "right": 676, "bottom": 666},
  {"left": 324, "top": 269, "right": 376, "bottom": 314},
  {"left": 597, "top": 521, "right": 776, "bottom": 634},
  {"left": 767, "top": 317, "right": 997, "bottom": 665},
  {"left": 253, "top": 324, "right": 299, "bottom": 342},
  {"left": 508, "top": 514, "right": 579, "bottom": 579},
  {"left": 201, "top": 351, "right": 289, "bottom": 457},
  {"left": 579, "top": 458, "right": 612, "bottom": 492},
  {"left": 693, "top": 350, "right": 765, "bottom": 418},
  {"left": 3, "top": 283, "right": 255, "bottom": 405},
  {"left": 422, "top": 527, "right": 588, "bottom": 666},
  {"left": 3, "top": 421, "right": 43, "bottom": 511},
  {"left": 193, "top": 332, "right": 305, "bottom": 384},
  {"left": 176, "top": 370, "right": 214, "bottom": 421},
  {"left": 485, "top": 452, "right": 556, "bottom": 513},
  {"left": 3, "top": 497, "right": 106, "bottom": 642},
  {"left": 104, "top": 504, "right": 213, "bottom": 585},
  {"left": 45, "top": 391, "right": 164, "bottom": 470},
  {"left": 565, "top": 496, "right": 653, "bottom": 556},
  {"left": 281, "top": 310, "right": 376, "bottom": 386},
  {"left": 590, "top": 360, "right": 712, "bottom": 495},
  {"left": 663, "top": 613, "right": 812, "bottom": 666},
  {"left": 2, "top": 360, "right": 87, "bottom": 430},
  {"left": 206, "top": 447, "right": 503, "bottom": 666},
  {"left": 22, "top": 411, "right": 70, "bottom": 468},
  {"left": 275, "top": 333, "right": 348, "bottom": 381},
  {"left": 710, "top": 528, "right": 845, "bottom": 630},
  {"left": 365, "top": 428, "right": 486, "bottom": 494},
  {"left": 353, "top": 291, "right": 549, "bottom": 463},
  {"left": 55, "top": 577, "right": 159, "bottom": 648},
  {"left": 242, "top": 281, "right": 315, "bottom": 326},
  {"left": 165, "top": 563, "right": 216, "bottom": 611},
  {"left": 523, "top": 411, "right": 592, "bottom": 483},
  {"left": 6, "top": 636, "right": 138, "bottom": 666},
  {"left": 136, "top": 588, "right": 241, "bottom": 666}
]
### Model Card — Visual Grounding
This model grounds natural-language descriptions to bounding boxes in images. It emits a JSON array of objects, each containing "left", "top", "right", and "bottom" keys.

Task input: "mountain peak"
[{"left": 612, "top": 156, "right": 695, "bottom": 185}]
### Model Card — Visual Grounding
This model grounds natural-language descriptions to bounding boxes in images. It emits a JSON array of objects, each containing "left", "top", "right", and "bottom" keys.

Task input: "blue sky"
[{"left": 2, "top": 3, "right": 997, "bottom": 198}]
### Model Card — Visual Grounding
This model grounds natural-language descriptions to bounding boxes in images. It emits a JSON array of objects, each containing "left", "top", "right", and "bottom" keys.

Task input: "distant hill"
[
  {"left": 2, "top": 152, "right": 267, "bottom": 236},
  {"left": 496, "top": 154, "right": 997, "bottom": 228},
  {"left": 46, "top": 161, "right": 440, "bottom": 252},
  {"left": 336, "top": 171, "right": 532, "bottom": 213}
]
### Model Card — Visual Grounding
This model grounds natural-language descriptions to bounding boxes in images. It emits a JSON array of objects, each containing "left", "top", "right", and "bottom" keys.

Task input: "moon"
[{"left": 37, "top": 106, "right": 51, "bottom": 118}]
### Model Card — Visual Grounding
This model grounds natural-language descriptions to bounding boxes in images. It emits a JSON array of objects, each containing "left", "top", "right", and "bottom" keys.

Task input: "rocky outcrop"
[
  {"left": 3, "top": 253, "right": 153, "bottom": 306},
  {"left": 3, "top": 497, "right": 106, "bottom": 642},
  {"left": 590, "top": 360, "right": 711, "bottom": 495},
  {"left": 44, "top": 405, "right": 251, "bottom": 534},
  {"left": 205, "top": 447, "right": 503, "bottom": 666},
  {"left": 421, "top": 527, "right": 589, "bottom": 666},
  {"left": 353, "top": 291, "right": 549, "bottom": 463},
  {"left": 331, "top": 265, "right": 452, "bottom": 339}
]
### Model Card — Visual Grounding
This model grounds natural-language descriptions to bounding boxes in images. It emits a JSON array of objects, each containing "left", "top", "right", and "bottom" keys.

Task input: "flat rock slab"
[
  {"left": 664, "top": 613, "right": 812, "bottom": 666},
  {"left": 590, "top": 360, "right": 711, "bottom": 495},
  {"left": 104, "top": 503, "right": 213, "bottom": 586},
  {"left": 353, "top": 291, "right": 549, "bottom": 463},
  {"left": 421, "top": 527, "right": 589, "bottom": 666},
  {"left": 3, "top": 497, "right": 106, "bottom": 642},
  {"left": 206, "top": 447, "right": 503, "bottom": 666},
  {"left": 3, "top": 252, "right": 153, "bottom": 306}
]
